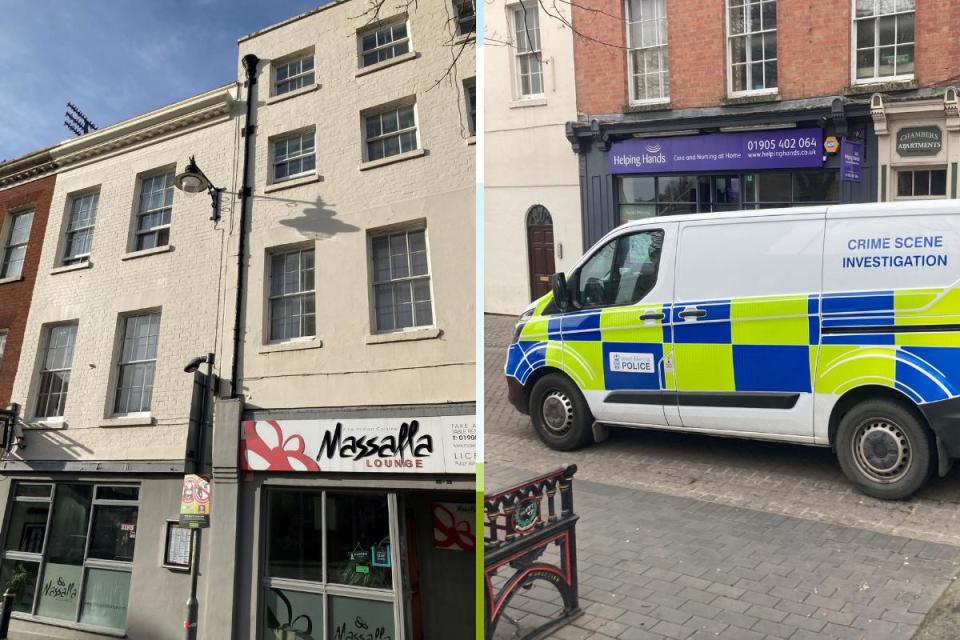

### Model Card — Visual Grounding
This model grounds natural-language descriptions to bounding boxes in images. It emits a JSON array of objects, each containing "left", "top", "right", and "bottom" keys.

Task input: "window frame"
[
  {"left": 725, "top": 0, "right": 778, "bottom": 96},
  {"left": 62, "top": 191, "right": 100, "bottom": 266},
  {"left": 258, "top": 488, "right": 405, "bottom": 640},
  {"left": 272, "top": 52, "right": 316, "bottom": 97},
  {"left": 357, "top": 16, "right": 412, "bottom": 69},
  {"left": 512, "top": 4, "right": 544, "bottom": 99},
  {"left": 271, "top": 130, "right": 317, "bottom": 183},
  {"left": 111, "top": 311, "right": 161, "bottom": 417},
  {"left": 0, "top": 482, "right": 140, "bottom": 633},
  {"left": 369, "top": 226, "right": 435, "bottom": 333},
  {"left": 0, "top": 209, "right": 35, "bottom": 280},
  {"left": 453, "top": 0, "right": 476, "bottom": 36},
  {"left": 0, "top": 330, "right": 7, "bottom": 367},
  {"left": 34, "top": 323, "right": 78, "bottom": 420},
  {"left": 464, "top": 78, "right": 477, "bottom": 136},
  {"left": 362, "top": 102, "right": 420, "bottom": 162},
  {"left": 625, "top": 0, "right": 670, "bottom": 105},
  {"left": 894, "top": 166, "right": 948, "bottom": 200},
  {"left": 267, "top": 247, "right": 317, "bottom": 344},
  {"left": 133, "top": 170, "right": 174, "bottom": 252},
  {"left": 850, "top": 0, "right": 915, "bottom": 84},
  {"left": 569, "top": 228, "right": 666, "bottom": 311}
]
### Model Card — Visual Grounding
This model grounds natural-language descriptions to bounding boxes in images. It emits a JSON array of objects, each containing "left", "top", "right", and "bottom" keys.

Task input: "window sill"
[
  {"left": 366, "top": 327, "right": 441, "bottom": 344},
  {"left": 259, "top": 337, "right": 324, "bottom": 354},
  {"left": 121, "top": 245, "right": 173, "bottom": 261},
  {"left": 360, "top": 148, "right": 426, "bottom": 171},
  {"left": 624, "top": 100, "right": 671, "bottom": 114},
  {"left": 509, "top": 97, "right": 547, "bottom": 109},
  {"left": 267, "top": 83, "right": 320, "bottom": 105},
  {"left": 467, "top": 136, "right": 476, "bottom": 146},
  {"left": 845, "top": 78, "right": 917, "bottom": 95},
  {"left": 0, "top": 275, "right": 24, "bottom": 286},
  {"left": 723, "top": 91, "right": 780, "bottom": 106},
  {"left": 101, "top": 415, "right": 154, "bottom": 428},
  {"left": 356, "top": 51, "right": 418, "bottom": 77},
  {"left": 453, "top": 33, "right": 476, "bottom": 46},
  {"left": 11, "top": 613, "right": 126, "bottom": 638},
  {"left": 264, "top": 173, "right": 322, "bottom": 194},
  {"left": 25, "top": 418, "right": 66, "bottom": 430},
  {"left": 51, "top": 261, "right": 92, "bottom": 275}
]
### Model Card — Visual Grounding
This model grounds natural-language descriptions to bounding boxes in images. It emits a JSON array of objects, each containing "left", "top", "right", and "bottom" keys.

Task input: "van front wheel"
[
  {"left": 529, "top": 374, "right": 594, "bottom": 451},
  {"left": 835, "top": 399, "right": 933, "bottom": 500}
]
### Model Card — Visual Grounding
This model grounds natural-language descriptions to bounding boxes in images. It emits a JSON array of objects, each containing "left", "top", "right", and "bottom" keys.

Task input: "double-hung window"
[
  {"left": 36, "top": 324, "right": 77, "bottom": 419},
  {"left": 1, "top": 210, "right": 34, "bottom": 279},
  {"left": 63, "top": 193, "right": 99, "bottom": 265},
  {"left": 626, "top": 0, "right": 669, "bottom": 102},
  {"left": 727, "top": 0, "right": 777, "bottom": 93},
  {"left": 454, "top": 0, "right": 476, "bottom": 36},
  {"left": 114, "top": 312, "right": 160, "bottom": 415},
  {"left": 274, "top": 54, "right": 315, "bottom": 95},
  {"left": 269, "top": 248, "right": 315, "bottom": 342},
  {"left": 135, "top": 172, "right": 173, "bottom": 251},
  {"left": 364, "top": 104, "right": 418, "bottom": 162},
  {"left": 359, "top": 19, "right": 410, "bottom": 67},
  {"left": 513, "top": 5, "right": 543, "bottom": 97},
  {"left": 0, "top": 331, "right": 6, "bottom": 366},
  {"left": 0, "top": 482, "right": 140, "bottom": 630},
  {"left": 854, "top": 0, "right": 914, "bottom": 81},
  {"left": 273, "top": 132, "right": 316, "bottom": 182},
  {"left": 465, "top": 79, "right": 477, "bottom": 136},
  {"left": 371, "top": 228, "right": 432, "bottom": 331}
]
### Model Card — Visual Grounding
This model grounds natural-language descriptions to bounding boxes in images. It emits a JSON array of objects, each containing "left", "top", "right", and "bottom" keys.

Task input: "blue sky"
[{"left": 0, "top": 1, "right": 328, "bottom": 161}]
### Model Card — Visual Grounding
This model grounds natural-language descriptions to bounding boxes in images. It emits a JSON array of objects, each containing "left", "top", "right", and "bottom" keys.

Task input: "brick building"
[
  {"left": 565, "top": 0, "right": 960, "bottom": 248},
  {"left": 0, "top": 158, "right": 55, "bottom": 409}
]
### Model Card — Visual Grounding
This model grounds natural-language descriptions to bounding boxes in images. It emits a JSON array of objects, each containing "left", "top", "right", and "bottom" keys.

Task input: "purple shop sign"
[
  {"left": 609, "top": 128, "right": 824, "bottom": 174},
  {"left": 841, "top": 138, "right": 862, "bottom": 182}
]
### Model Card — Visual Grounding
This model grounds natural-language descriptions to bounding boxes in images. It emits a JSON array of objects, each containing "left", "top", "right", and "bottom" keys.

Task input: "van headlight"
[{"left": 512, "top": 308, "right": 535, "bottom": 343}]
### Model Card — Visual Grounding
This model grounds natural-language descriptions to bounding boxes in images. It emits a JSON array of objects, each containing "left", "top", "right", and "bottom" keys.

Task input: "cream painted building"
[
  {"left": 0, "top": 87, "right": 240, "bottom": 637},
  {"left": 484, "top": 0, "right": 582, "bottom": 315}
]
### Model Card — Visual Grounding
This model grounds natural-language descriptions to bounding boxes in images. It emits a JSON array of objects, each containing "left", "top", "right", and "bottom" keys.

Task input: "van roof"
[{"left": 617, "top": 199, "right": 960, "bottom": 230}]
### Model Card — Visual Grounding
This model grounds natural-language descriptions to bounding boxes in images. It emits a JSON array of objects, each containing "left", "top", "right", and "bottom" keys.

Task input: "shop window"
[
  {"left": 134, "top": 171, "right": 173, "bottom": 251},
  {"left": 63, "top": 192, "right": 99, "bottom": 265},
  {"left": 727, "top": 0, "right": 777, "bottom": 93},
  {"left": 896, "top": 168, "right": 947, "bottom": 198},
  {"left": 513, "top": 4, "right": 543, "bottom": 97},
  {"left": 626, "top": 0, "right": 669, "bottom": 103},
  {"left": 618, "top": 175, "right": 697, "bottom": 220},
  {"left": 268, "top": 248, "right": 316, "bottom": 342},
  {"left": 854, "top": 0, "right": 914, "bottom": 81},
  {"left": 262, "top": 490, "right": 397, "bottom": 640},
  {"left": 1, "top": 209, "right": 34, "bottom": 279},
  {"left": 35, "top": 323, "right": 78, "bottom": 419},
  {"left": 742, "top": 171, "right": 839, "bottom": 208},
  {"left": 370, "top": 227, "right": 433, "bottom": 332},
  {"left": 0, "top": 482, "right": 139, "bottom": 629}
]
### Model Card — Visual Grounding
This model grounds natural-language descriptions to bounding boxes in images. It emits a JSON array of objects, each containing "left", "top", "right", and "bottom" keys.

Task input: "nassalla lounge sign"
[{"left": 240, "top": 415, "right": 475, "bottom": 474}]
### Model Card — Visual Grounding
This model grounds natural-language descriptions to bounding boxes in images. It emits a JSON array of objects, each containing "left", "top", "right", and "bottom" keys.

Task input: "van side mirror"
[{"left": 552, "top": 273, "right": 571, "bottom": 310}]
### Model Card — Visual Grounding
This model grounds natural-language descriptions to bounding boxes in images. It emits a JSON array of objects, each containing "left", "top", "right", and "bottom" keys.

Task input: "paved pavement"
[{"left": 484, "top": 314, "right": 960, "bottom": 640}]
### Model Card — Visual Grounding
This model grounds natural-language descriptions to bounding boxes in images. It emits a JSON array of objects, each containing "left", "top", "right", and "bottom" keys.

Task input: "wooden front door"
[{"left": 526, "top": 205, "right": 555, "bottom": 300}]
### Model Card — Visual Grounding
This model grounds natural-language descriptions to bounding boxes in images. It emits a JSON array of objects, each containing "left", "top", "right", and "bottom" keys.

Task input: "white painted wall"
[{"left": 484, "top": 0, "right": 582, "bottom": 315}]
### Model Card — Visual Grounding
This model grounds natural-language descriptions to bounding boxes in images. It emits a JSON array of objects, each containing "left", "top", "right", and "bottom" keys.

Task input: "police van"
[{"left": 505, "top": 200, "right": 960, "bottom": 500}]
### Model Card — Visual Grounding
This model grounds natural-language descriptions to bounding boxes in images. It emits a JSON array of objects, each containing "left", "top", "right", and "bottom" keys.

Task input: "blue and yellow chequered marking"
[{"left": 505, "top": 286, "right": 960, "bottom": 406}]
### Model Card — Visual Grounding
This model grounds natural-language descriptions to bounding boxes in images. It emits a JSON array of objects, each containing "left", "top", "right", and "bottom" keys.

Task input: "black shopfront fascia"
[{"left": 566, "top": 97, "right": 878, "bottom": 250}]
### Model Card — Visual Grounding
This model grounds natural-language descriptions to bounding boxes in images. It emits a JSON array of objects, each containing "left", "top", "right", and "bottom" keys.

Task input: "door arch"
[{"left": 526, "top": 205, "right": 555, "bottom": 300}]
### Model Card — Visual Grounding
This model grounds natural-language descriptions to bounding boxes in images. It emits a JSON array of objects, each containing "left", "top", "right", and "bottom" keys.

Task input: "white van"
[{"left": 504, "top": 200, "right": 960, "bottom": 500}]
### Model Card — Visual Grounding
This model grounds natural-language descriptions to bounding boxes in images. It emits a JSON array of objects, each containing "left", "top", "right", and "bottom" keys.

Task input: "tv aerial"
[{"left": 64, "top": 102, "right": 98, "bottom": 137}]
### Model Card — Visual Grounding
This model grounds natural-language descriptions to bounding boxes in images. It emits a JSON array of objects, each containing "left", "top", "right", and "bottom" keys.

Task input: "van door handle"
[
  {"left": 639, "top": 312, "right": 665, "bottom": 321},
  {"left": 678, "top": 308, "right": 707, "bottom": 319}
]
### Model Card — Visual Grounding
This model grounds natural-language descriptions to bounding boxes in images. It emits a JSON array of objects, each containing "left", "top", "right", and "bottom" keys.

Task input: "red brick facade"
[
  {"left": 0, "top": 174, "right": 55, "bottom": 407},
  {"left": 573, "top": 0, "right": 960, "bottom": 116}
]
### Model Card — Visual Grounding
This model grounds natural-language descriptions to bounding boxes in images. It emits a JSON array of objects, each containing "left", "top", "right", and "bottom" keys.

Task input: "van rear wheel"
[
  {"left": 835, "top": 398, "right": 933, "bottom": 500},
  {"left": 529, "top": 374, "right": 594, "bottom": 451}
]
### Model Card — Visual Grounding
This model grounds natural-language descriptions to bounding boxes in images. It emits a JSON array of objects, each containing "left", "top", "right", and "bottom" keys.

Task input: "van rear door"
[{"left": 672, "top": 210, "right": 826, "bottom": 438}]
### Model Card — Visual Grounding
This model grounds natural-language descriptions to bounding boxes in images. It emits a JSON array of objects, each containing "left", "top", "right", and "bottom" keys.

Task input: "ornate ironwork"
[{"left": 484, "top": 464, "right": 580, "bottom": 639}]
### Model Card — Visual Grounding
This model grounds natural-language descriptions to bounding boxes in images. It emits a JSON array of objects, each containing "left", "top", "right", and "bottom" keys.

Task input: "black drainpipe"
[{"left": 231, "top": 53, "right": 259, "bottom": 398}]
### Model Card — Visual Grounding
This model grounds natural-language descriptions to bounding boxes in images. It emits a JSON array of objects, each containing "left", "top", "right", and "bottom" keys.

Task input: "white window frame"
[
  {"left": 894, "top": 166, "right": 948, "bottom": 200},
  {"left": 267, "top": 247, "right": 316, "bottom": 343},
  {"left": 0, "top": 331, "right": 7, "bottom": 367},
  {"left": 0, "top": 209, "right": 34, "bottom": 279},
  {"left": 725, "top": 0, "right": 778, "bottom": 97},
  {"left": 625, "top": 0, "right": 670, "bottom": 105},
  {"left": 62, "top": 191, "right": 99, "bottom": 265},
  {"left": 273, "top": 53, "right": 315, "bottom": 96},
  {"left": 453, "top": 0, "right": 476, "bottom": 36},
  {"left": 112, "top": 312, "right": 161, "bottom": 417},
  {"left": 34, "top": 323, "right": 78, "bottom": 420},
  {"left": 464, "top": 78, "right": 477, "bottom": 136},
  {"left": 370, "top": 226, "right": 435, "bottom": 333},
  {"left": 133, "top": 171, "right": 174, "bottom": 252},
  {"left": 272, "top": 130, "right": 317, "bottom": 183},
  {"left": 358, "top": 17, "right": 411, "bottom": 68},
  {"left": 363, "top": 103, "right": 420, "bottom": 162},
  {"left": 512, "top": 4, "right": 544, "bottom": 99},
  {"left": 850, "top": 0, "right": 915, "bottom": 85}
]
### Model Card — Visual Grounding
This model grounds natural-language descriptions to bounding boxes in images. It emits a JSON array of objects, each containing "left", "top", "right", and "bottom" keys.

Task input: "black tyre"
[
  {"left": 835, "top": 398, "right": 934, "bottom": 500},
  {"left": 529, "top": 373, "right": 594, "bottom": 451}
]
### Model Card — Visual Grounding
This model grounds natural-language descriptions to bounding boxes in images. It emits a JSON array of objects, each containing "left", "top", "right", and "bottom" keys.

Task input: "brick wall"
[
  {"left": 915, "top": 0, "right": 960, "bottom": 87},
  {"left": 0, "top": 175, "right": 54, "bottom": 407},
  {"left": 571, "top": 0, "right": 627, "bottom": 115}
]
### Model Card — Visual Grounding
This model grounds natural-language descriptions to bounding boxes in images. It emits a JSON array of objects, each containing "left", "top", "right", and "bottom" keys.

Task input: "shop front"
[
  {"left": 234, "top": 405, "right": 476, "bottom": 640},
  {"left": 567, "top": 98, "right": 878, "bottom": 249}
]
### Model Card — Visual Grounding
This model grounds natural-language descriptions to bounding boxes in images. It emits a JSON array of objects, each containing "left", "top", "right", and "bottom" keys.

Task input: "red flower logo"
[{"left": 240, "top": 420, "right": 321, "bottom": 472}]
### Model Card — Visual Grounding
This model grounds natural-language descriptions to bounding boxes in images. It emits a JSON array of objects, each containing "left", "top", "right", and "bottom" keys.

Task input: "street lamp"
[{"left": 174, "top": 156, "right": 225, "bottom": 222}]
